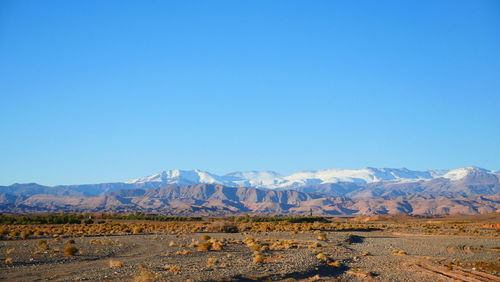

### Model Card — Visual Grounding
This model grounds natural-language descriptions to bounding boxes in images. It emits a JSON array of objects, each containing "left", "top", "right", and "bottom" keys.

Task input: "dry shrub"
[
  {"left": 6, "top": 248, "right": 15, "bottom": 255},
  {"left": 316, "top": 253, "right": 328, "bottom": 262},
  {"left": 201, "top": 235, "right": 211, "bottom": 241},
  {"left": 253, "top": 254, "right": 264, "bottom": 264},
  {"left": 38, "top": 240, "right": 49, "bottom": 250},
  {"left": 362, "top": 251, "right": 371, "bottom": 256},
  {"left": 5, "top": 257, "right": 13, "bottom": 264},
  {"left": 64, "top": 245, "right": 79, "bottom": 256},
  {"left": 66, "top": 239, "right": 76, "bottom": 244},
  {"left": 391, "top": 250, "right": 407, "bottom": 255},
  {"left": 163, "top": 265, "right": 181, "bottom": 272},
  {"left": 248, "top": 242, "right": 261, "bottom": 251},
  {"left": 20, "top": 231, "right": 30, "bottom": 239},
  {"left": 207, "top": 257, "right": 218, "bottom": 268},
  {"left": 197, "top": 242, "right": 212, "bottom": 251},
  {"left": 226, "top": 253, "right": 234, "bottom": 258},
  {"left": 109, "top": 259, "right": 124, "bottom": 268},
  {"left": 211, "top": 241, "right": 223, "bottom": 251},
  {"left": 310, "top": 242, "right": 322, "bottom": 248},
  {"left": 135, "top": 264, "right": 157, "bottom": 282},
  {"left": 317, "top": 232, "right": 327, "bottom": 241},
  {"left": 168, "top": 241, "right": 176, "bottom": 247},
  {"left": 132, "top": 226, "right": 143, "bottom": 234},
  {"left": 327, "top": 260, "right": 342, "bottom": 268}
]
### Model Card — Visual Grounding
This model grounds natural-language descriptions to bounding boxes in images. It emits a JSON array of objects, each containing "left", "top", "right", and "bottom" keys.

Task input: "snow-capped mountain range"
[
  {"left": 1, "top": 166, "right": 498, "bottom": 215},
  {"left": 126, "top": 166, "right": 494, "bottom": 189}
]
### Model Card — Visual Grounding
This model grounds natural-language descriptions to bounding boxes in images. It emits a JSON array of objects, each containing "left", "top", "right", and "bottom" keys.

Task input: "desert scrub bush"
[
  {"left": 310, "top": 242, "right": 322, "bottom": 248},
  {"left": 64, "top": 245, "right": 79, "bottom": 256},
  {"left": 211, "top": 241, "right": 223, "bottom": 251},
  {"left": 132, "top": 226, "right": 143, "bottom": 234},
  {"left": 38, "top": 240, "right": 49, "bottom": 250},
  {"left": 197, "top": 242, "right": 212, "bottom": 251},
  {"left": 316, "top": 253, "right": 328, "bottom": 262},
  {"left": 20, "top": 230, "right": 31, "bottom": 239},
  {"left": 201, "top": 235, "right": 211, "bottom": 241},
  {"left": 207, "top": 257, "right": 218, "bottom": 268},
  {"left": 135, "top": 264, "right": 157, "bottom": 282},
  {"left": 248, "top": 242, "right": 262, "bottom": 251},
  {"left": 175, "top": 249, "right": 191, "bottom": 255},
  {"left": 6, "top": 248, "right": 15, "bottom": 255},
  {"left": 391, "top": 250, "right": 407, "bottom": 255},
  {"left": 163, "top": 265, "right": 181, "bottom": 272},
  {"left": 327, "top": 260, "right": 342, "bottom": 268},
  {"left": 317, "top": 232, "right": 327, "bottom": 241},
  {"left": 362, "top": 251, "right": 371, "bottom": 256},
  {"left": 4, "top": 257, "right": 13, "bottom": 264},
  {"left": 109, "top": 259, "right": 124, "bottom": 268},
  {"left": 253, "top": 254, "right": 265, "bottom": 264},
  {"left": 168, "top": 241, "right": 176, "bottom": 247}
]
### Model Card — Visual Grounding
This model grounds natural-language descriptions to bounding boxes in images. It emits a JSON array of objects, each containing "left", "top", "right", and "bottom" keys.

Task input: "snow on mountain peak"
[
  {"left": 441, "top": 166, "right": 489, "bottom": 181},
  {"left": 125, "top": 167, "right": 464, "bottom": 188}
]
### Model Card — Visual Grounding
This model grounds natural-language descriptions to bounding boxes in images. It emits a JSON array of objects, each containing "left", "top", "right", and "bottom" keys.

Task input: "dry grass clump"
[
  {"left": 175, "top": 249, "right": 190, "bottom": 255},
  {"left": 197, "top": 241, "right": 212, "bottom": 251},
  {"left": 132, "top": 226, "right": 143, "bottom": 234},
  {"left": 64, "top": 245, "right": 79, "bottom": 256},
  {"left": 316, "top": 253, "right": 328, "bottom": 262},
  {"left": 168, "top": 241, "right": 176, "bottom": 247},
  {"left": 201, "top": 235, "right": 211, "bottom": 241},
  {"left": 391, "top": 250, "right": 407, "bottom": 255},
  {"left": 362, "top": 251, "right": 371, "bottom": 256},
  {"left": 5, "top": 257, "right": 13, "bottom": 264},
  {"left": 211, "top": 241, "right": 223, "bottom": 251},
  {"left": 163, "top": 265, "right": 181, "bottom": 272},
  {"left": 317, "top": 232, "right": 327, "bottom": 241},
  {"left": 109, "top": 259, "right": 124, "bottom": 268},
  {"left": 66, "top": 239, "right": 76, "bottom": 244},
  {"left": 327, "top": 260, "right": 342, "bottom": 268},
  {"left": 6, "top": 248, "right": 15, "bottom": 255},
  {"left": 310, "top": 242, "right": 322, "bottom": 248},
  {"left": 253, "top": 253, "right": 265, "bottom": 264},
  {"left": 207, "top": 257, "right": 218, "bottom": 268},
  {"left": 316, "top": 252, "right": 342, "bottom": 268},
  {"left": 38, "top": 240, "right": 49, "bottom": 250},
  {"left": 20, "top": 230, "right": 30, "bottom": 239},
  {"left": 134, "top": 264, "right": 157, "bottom": 282}
]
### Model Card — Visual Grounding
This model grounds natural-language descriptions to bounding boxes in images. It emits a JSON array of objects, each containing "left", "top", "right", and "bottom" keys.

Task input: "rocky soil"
[{"left": 0, "top": 229, "right": 498, "bottom": 281}]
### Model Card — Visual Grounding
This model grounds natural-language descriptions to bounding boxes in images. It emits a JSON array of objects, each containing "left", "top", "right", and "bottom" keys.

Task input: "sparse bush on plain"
[
  {"left": 109, "top": 259, "right": 124, "bottom": 268},
  {"left": 197, "top": 242, "right": 212, "bottom": 251},
  {"left": 64, "top": 245, "right": 79, "bottom": 256},
  {"left": 135, "top": 264, "right": 157, "bottom": 282},
  {"left": 38, "top": 240, "right": 49, "bottom": 250}
]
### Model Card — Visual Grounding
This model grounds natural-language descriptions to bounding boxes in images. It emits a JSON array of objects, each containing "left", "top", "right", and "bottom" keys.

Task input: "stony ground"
[{"left": 0, "top": 229, "right": 498, "bottom": 281}]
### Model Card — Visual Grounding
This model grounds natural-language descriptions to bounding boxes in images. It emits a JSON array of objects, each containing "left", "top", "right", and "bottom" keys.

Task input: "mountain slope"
[{"left": 2, "top": 184, "right": 497, "bottom": 216}]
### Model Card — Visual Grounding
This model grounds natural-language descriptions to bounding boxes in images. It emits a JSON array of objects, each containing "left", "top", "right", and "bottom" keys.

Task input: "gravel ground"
[{"left": 0, "top": 231, "right": 498, "bottom": 281}]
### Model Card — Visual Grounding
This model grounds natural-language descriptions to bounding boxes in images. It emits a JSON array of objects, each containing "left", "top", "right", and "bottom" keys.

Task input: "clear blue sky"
[{"left": 1, "top": 0, "right": 499, "bottom": 185}]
